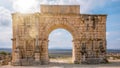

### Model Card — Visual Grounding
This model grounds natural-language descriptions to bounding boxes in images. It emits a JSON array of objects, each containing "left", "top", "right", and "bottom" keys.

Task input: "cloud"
[
  {"left": 40, "top": 0, "right": 79, "bottom": 5},
  {"left": 0, "top": 0, "right": 13, "bottom": 11},
  {"left": 0, "top": 7, "right": 12, "bottom": 27},
  {"left": 39, "top": 0, "right": 107, "bottom": 13},
  {"left": 0, "top": 6, "right": 12, "bottom": 48},
  {"left": 9, "top": 0, "right": 108, "bottom": 13},
  {"left": 12, "top": 0, "right": 40, "bottom": 13}
]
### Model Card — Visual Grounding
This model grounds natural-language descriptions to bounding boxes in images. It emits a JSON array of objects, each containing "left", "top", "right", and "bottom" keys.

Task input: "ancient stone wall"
[
  {"left": 41, "top": 5, "right": 80, "bottom": 14},
  {"left": 12, "top": 5, "right": 107, "bottom": 65}
]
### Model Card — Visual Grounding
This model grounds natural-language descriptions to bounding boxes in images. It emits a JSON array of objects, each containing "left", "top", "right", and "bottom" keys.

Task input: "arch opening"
[{"left": 48, "top": 28, "right": 73, "bottom": 63}]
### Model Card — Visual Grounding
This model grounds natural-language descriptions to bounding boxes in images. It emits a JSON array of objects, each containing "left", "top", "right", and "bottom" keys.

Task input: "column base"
[
  {"left": 12, "top": 61, "right": 21, "bottom": 66},
  {"left": 33, "top": 61, "right": 41, "bottom": 65},
  {"left": 41, "top": 60, "right": 49, "bottom": 65},
  {"left": 74, "top": 60, "right": 80, "bottom": 64},
  {"left": 81, "top": 58, "right": 108, "bottom": 64},
  {"left": 12, "top": 59, "right": 49, "bottom": 66}
]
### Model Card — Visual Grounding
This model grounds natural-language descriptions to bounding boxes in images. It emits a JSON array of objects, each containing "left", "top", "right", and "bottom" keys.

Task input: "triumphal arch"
[{"left": 12, "top": 5, "right": 107, "bottom": 65}]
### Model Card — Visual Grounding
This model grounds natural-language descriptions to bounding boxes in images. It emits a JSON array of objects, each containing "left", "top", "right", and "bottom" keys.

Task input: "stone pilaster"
[
  {"left": 40, "top": 39, "right": 49, "bottom": 64},
  {"left": 34, "top": 46, "right": 40, "bottom": 62},
  {"left": 12, "top": 47, "right": 21, "bottom": 66},
  {"left": 72, "top": 39, "right": 81, "bottom": 64}
]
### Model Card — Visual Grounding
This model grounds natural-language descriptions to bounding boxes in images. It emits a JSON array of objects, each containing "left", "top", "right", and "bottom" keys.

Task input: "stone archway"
[
  {"left": 48, "top": 28, "right": 73, "bottom": 63},
  {"left": 12, "top": 5, "right": 107, "bottom": 65},
  {"left": 41, "top": 22, "right": 80, "bottom": 64}
]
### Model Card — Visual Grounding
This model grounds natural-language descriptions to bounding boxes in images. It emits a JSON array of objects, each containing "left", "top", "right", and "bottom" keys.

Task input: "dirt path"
[{"left": 0, "top": 60, "right": 120, "bottom": 68}]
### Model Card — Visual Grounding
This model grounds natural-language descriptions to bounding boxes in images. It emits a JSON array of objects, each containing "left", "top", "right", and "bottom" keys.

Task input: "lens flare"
[{"left": 13, "top": 0, "right": 39, "bottom": 13}]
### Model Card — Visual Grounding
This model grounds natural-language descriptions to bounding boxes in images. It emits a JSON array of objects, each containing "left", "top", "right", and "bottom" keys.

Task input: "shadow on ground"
[{"left": 1, "top": 61, "right": 120, "bottom": 68}]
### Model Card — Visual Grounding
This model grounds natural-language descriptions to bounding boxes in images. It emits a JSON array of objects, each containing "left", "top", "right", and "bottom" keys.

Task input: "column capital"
[
  {"left": 38, "top": 38, "right": 49, "bottom": 42},
  {"left": 72, "top": 39, "right": 81, "bottom": 42}
]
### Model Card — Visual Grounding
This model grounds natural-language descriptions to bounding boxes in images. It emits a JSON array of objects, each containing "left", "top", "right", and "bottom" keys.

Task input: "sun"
[{"left": 13, "top": 0, "right": 39, "bottom": 13}]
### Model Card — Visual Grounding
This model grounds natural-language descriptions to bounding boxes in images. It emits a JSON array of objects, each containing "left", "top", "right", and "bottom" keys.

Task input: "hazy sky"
[{"left": 0, "top": 0, "right": 120, "bottom": 49}]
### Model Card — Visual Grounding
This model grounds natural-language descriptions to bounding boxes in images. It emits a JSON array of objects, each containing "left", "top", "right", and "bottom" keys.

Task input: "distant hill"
[
  {"left": 107, "top": 49, "right": 120, "bottom": 53},
  {"left": 0, "top": 48, "right": 120, "bottom": 53},
  {"left": 0, "top": 48, "right": 12, "bottom": 53}
]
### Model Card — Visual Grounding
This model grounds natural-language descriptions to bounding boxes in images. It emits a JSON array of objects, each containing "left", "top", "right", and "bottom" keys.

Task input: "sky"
[{"left": 0, "top": 0, "right": 120, "bottom": 49}]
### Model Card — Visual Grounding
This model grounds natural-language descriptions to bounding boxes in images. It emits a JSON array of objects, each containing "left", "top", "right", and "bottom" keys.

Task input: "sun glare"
[{"left": 13, "top": 0, "right": 39, "bottom": 13}]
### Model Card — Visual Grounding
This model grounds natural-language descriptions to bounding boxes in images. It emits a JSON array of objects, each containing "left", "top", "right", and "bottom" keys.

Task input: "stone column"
[
  {"left": 13, "top": 47, "right": 21, "bottom": 66},
  {"left": 34, "top": 35, "right": 40, "bottom": 61},
  {"left": 12, "top": 27, "right": 21, "bottom": 65},
  {"left": 72, "top": 39, "right": 81, "bottom": 64},
  {"left": 103, "top": 39, "right": 107, "bottom": 57},
  {"left": 34, "top": 47, "right": 41, "bottom": 65},
  {"left": 34, "top": 36, "right": 41, "bottom": 64},
  {"left": 35, "top": 52, "right": 40, "bottom": 61},
  {"left": 40, "top": 39, "right": 49, "bottom": 64},
  {"left": 11, "top": 38, "right": 16, "bottom": 64}
]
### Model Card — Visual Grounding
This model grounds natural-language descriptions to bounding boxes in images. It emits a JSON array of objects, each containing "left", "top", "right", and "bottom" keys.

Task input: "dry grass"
[{"left": 50, "top": 57, "right": 72, "bottom": 64}]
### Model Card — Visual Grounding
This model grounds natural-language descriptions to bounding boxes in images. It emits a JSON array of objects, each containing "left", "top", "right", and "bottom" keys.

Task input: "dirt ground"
[{"left": 0, "top": 59, "right": 120, "bottom": 68}]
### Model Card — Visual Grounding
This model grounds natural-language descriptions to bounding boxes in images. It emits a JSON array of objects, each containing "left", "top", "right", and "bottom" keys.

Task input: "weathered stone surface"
[{"left": 12, "top": 5, "right": 107, "bottom": 65}]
